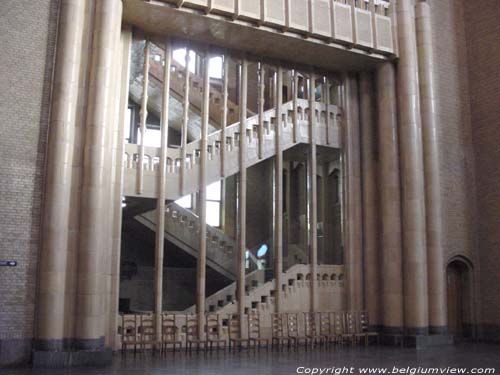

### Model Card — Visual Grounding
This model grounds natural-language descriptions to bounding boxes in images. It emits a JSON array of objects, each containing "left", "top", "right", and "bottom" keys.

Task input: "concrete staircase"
[{"left": 123, "top": 98, "right": 341, "bottom": 199}]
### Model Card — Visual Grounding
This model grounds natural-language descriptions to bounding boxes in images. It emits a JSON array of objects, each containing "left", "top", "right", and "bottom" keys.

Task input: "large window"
[
  {"left": 206, "top": 180, "right": 222, "bottom": 227},
  {"left": 174, "top": 180, "right": 222, "bottom": 227}
]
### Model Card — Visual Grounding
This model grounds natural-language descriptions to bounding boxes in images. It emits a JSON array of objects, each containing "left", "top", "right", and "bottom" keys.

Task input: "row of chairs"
[
  {"left": 120, "top": 311, "right": 377, "bottom": 354},
  {"left": 271, "top": 311, "right": 379, "bottom": 350}
]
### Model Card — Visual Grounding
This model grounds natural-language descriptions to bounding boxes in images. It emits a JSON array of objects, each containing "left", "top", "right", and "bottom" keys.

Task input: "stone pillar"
[
  {"left": 396, "top": 0, "right": 429, "bottom": 335},
  {"left": 308, "top": 75, "right": 318, "bottom": 312},
  {"left": 104, "top": 5, "right": 126, "bottom": 348},
  {"left": 136, "top": 40, "right": 149, "bottom": 195},
  {"left": 196, "top": 52, "right": 210, "bottom": 338},
  {"left": 376, "top": 62, "right": 404, "bottom": 335},
  {"left": 180, "top": 47, "right": 191, "bottom": 195},
  {"left": 108, "top": 26, "right": 132, "bottom": 350},
  {"left": 36, "top": 0, "right": 86, "bottom": 350},
  {"left": 343, "top": 74, "right": 363, "bottom": 311},
  {"left": 220, "top": 57, "right": 228, "bottom": 177},
  {"left": 274, "top": 67, "right": 283, "bottom": 312},
  {"left": 359, "top": 72, "right": 380, "bottom": 328},
  {"left": 75, "top": 0, "right": 121, "bottom": 351},
  {"left": 415, "top": 1, "right": 447, "bottom": 335},
  {"left": 237, "top": 59, "right": 248, "bottom": 329},
  {"left": 155, "top": 39, "right": 172, "bottom": 339}
]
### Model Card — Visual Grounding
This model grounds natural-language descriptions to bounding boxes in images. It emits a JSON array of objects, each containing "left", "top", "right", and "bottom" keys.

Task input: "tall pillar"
[
  {"left": 108, "top": 26, "right": 132, "bottom": 349},
  {"left": 359, "top": 72, "right": 379, "bottom": 328},
  {"left": 36, "top": 0, "right": 86, "bottom": 350},
  {"left": 136, "top": 40, "right": 150, "bottom": 195},
  {"left": 274, "top": 67, "right": 283, "bottom": 312},
  {"left": 75, "top": 0, "right": 121, "bottom": 350},
  {"left": 343, "top": 74, "right": 363, "bottom": 311},
  {"left": 376, "top": 63, "right": 404, "bottom": 334},
  {"left": 397, "top": 0, "right": 429, "bottom": 335},
  {"left": 104, "top": 3, "right": 125, "bottom": 347},
  {"left": 155, "top": 39, "right": 172, "bottom": 339},
  {"left": 197, "top": 52, "right": 211, "bottom": 338},
  {"left": 308, "top": 75, "right": 318, "bottom": 312},
  {"left": 179, "top": 48, "right": 191, "bottom": 195},
  {"left": 416, "top": 1, "right": 447, "bottom": 335},
  {"left": 237, "top": 59, "right": 248, "bottom": 328}
]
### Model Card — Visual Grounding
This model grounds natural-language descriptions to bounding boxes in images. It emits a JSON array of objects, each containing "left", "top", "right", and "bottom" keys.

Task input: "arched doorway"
[{"left": 446, "top": 257, "right": 474, "bottom": 339}]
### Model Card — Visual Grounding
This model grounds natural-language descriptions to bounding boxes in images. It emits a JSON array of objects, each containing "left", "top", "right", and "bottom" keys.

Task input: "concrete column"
[
  {"left": 359, "top": 72, "right": 380, "bottom": 328},
  {"left": 237, "top": 59, "right": 248, "bottom": 331},
  {"left": 220, "top": 56, "right": 228, "bottom": 177},
  {"left": 180, "top": 48, "right": 191, "bottom": 195},
  {"left": 292, "top": 70, "right": 299, "bottom": 143},
  {"left": 108, "top": 26, "right": 132, "bottom": 350},
  {"left": 155, "top": 39, "right": 172, "bottom": 339},
  {"left": 104, "top": 3, "right": 125, "bottom": 348},
  {"left": 36, "top": 0, "right": 86, "bottom": 349},
  {"left": 308, "top": 75, "right": 318, "bottom": 312},
  {"left": 197, "top": 52, "right": 211, "bottom": 338},
  {"left": 274, "top": 67, "right": 283, "bottom": 313},
  {"left": 75, "top": 0, "right": 121, "bottom": 350},
  {"left": 136, "top": 40, "right": 150, "bottom": 195},
  {"left": 343, "top": 74, "right": 364, "bottom": 312},
  {"left": 258, "top": 64, "right": 265, "bottom": 159},
  {"left": 416, "top": 1, "right": 447, "bottom": 335},
  {"left": 397, "top": 0, "right": 429, "bottom": 335},
  {"left": 376, "top": 63, "right": 404, "bottom": 334}
]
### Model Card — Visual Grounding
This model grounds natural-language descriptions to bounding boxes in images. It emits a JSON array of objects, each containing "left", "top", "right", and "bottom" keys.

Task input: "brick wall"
[
  {"left": 0, "top": 0, "right": 59, "bottom": 366},
  {"left": 463, "top": 0, "right": 500, "bottom": 340}
]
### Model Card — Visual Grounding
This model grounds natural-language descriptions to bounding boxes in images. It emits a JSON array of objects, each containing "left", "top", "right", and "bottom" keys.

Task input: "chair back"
[
  {"left": 319, "top": 312, "right": 331, "bottom": 336},
  {"left": 162, "top": 314, "right": 178, "bottom": 341},
  {"left": 358, "top": 311, "right": 370, "bottom": 333},
  {"left": 206, "top": 314, "right": 221, "bottom": 340},
  {"left": 271, "top": 313, "right": 286, "bottom": 338},
  {"left": 248, "top": 311, "right": 262, "bottom": 339},
  {"left": 287, "top": 313, "right": 300, "bottom": 337},
  {"left": 303, "top": 312, "right": 318, "bottom": 336},
  {"left": 186, "top": 314, "right": 199, "bottom": 340},
  {"left": 228, "top": 313, "right": 243, "bottom": 339},
  {"left": 344, "top": 311, "right": 356, "bottom": 334},
  {"left": 121, "top": 314, "right": 138, "bottom": 344},
  {"left": 332, "top": 311, "right": 344, "bottom": 336},
  {"left": 139, "top": 314, "right": 157, "bottom": 341}
]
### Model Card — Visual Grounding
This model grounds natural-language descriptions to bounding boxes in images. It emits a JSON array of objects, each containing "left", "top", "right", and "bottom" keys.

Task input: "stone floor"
[{"left": 4, "top": 343, "right": 500, "bottom": 375}]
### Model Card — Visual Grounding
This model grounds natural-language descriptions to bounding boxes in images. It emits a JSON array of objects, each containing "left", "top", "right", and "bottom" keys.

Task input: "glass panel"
[
  {"left": 206, "top": 201, "right": 221, "bottom": 227},
  {"left": 206, "top": 180, "right": 221, "bottom": 201},
  {"left": 137, "top": 128, "right": 161, "bottom": 148},
  {"left": 209, "top": 56, "right": 222, "bottom": 79},
  {"left": 175, "top": 194, "right": 192, "bottom": 209},
  {"left": 173, "top": 48, "right": 196, "bottom": 73}
]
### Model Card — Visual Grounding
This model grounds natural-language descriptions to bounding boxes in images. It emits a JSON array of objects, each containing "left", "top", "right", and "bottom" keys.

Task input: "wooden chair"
[
  {"left": 228, "top": 313, "right": 249, "bottom": 351},
  {"left": 121, "top": 314, "right": 141, "bottom": 356},
  {"left": 272, "top": 313, "right": 294, "bottom": 350},
  {"left": 287, "top": 313, "right": 309, "bottom": 349},
  {"left": 248, "top": 311, "right": 270, "bottom": 350},
  {"left": 356, "top": 311, "right": 379, "bottom": 345},
  {"left": 341, "top": 312, "right": 357, "bottom": 345},
  {"left": 206, "top": 314, "right": 226, "bottom": 351},
  {"left": 185, "top": 314, "right": 207, "bottom": 352},
  {"left": 161, "top": 314, "right": 182, "bottom": 353},
  {"left": 139, "top": 314, "right": 162, "bottom": 354},
  {"left": 304, "top": 312, "right": 326, "bottom": 347},
  {"left": 319, "top": 312, "right": 338, "bottom": 345},
  {"left": 332, "top": 311, "right": 347, "bottom": 345}
]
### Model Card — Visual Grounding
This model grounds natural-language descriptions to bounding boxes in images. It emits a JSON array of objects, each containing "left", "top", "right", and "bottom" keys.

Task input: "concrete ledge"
[{"left": 32, "top": 348, "right": 112, "bottom": 368}]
